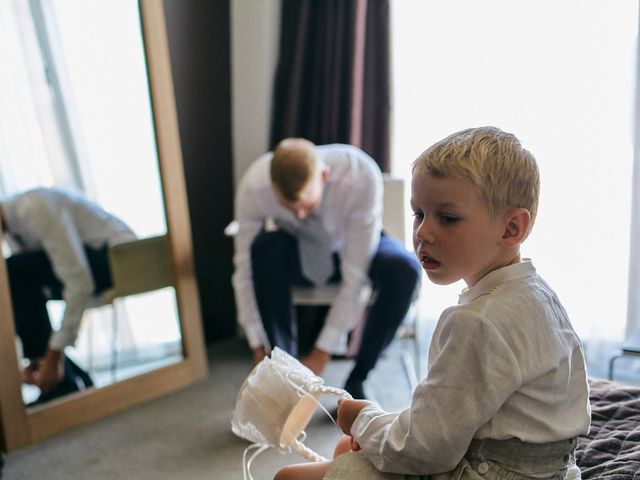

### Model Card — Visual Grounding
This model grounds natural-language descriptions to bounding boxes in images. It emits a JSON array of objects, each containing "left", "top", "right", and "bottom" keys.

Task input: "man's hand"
[
  {"left": 252, "top": 346, "right": 267, "bottom": 365},
  {"left": 336, "top": 398, "right": 374, "bottom": 437},
  {"left": 33, "top": 348, "right": 64, "bottom": 393},
  {"left": 21, "top": 362, "right": 38, "bottom": 385},
  {"left": 301, "top": 347, "right": 330, "bottom": 375}
]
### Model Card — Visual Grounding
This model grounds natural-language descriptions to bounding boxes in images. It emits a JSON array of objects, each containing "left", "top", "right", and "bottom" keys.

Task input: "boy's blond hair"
[
  {"left": 270, "top": 138, "right": 320, "bottom": 202},
  {"left": 413, "top": 126, "right": 540, "bottom": 233}
]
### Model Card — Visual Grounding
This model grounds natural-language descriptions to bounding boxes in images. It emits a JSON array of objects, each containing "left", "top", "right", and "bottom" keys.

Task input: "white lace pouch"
[{"left": 231, "top": 347, "right": 351, "bottom": 478}]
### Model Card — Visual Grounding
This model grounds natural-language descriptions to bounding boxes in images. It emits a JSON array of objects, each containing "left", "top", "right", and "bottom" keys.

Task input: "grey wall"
[
  {"left": 163, "top": 0, "right": 236, "bottom": 343},
  {"left": 230, "top": 0, "right": 280, "bottom": 185}
]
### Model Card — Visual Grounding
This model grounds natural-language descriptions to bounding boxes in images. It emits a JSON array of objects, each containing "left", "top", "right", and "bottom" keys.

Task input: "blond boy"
[{"left": 275, "top": 127, "right": 591, "bottom": 480}]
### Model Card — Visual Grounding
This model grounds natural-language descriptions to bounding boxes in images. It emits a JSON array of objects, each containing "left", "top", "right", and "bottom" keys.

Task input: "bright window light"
[{"left": 391, "top": 1, "right": 638, "bottom": 358}]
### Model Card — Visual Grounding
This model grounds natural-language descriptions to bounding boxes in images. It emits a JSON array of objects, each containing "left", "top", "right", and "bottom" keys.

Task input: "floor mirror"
[{"left": 0, "top": 0, "right": 207, "bottom": 452}]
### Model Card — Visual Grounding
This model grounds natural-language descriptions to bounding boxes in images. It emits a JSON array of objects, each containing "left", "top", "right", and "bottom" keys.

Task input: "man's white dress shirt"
[
  {"left": 232, "top": 144, "right": 383, "bottom": 354},
  {"left": 3, "top": 188, "right": 135, "bottom": 351},
  {"left": 351, "top": 261, "right": 591, "bottom": 475}
]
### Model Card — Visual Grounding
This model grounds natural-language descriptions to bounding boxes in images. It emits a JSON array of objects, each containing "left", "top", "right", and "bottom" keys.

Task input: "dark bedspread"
[{"left": 576, "top": 379, "right": 640, "bottom": 479}]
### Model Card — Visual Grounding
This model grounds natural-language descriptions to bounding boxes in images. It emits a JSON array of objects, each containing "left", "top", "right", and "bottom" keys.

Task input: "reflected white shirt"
[
  {"left": 352, "top": 261, "right": 591, "bottom": 475},
  {"left": 3, "top": 188, "right": 135, "bottom": 351},
  {"left": 232, "top": 144, "right": 383, "bottom": 353}
]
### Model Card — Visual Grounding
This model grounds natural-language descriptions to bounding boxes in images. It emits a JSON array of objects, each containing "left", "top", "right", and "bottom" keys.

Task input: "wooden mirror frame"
[{"left": 0, "top": 0, "right": 208, "bottom": 452}]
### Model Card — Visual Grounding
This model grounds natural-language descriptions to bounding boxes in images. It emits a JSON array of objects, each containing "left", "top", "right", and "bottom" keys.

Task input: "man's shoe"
[
  {"left": 27, "top": 376, "right": 80, "bottom": 407},
  {"left": 64, "top": 357, "right": 94, "bottom": 388},
  {"left": 26, "top": 358, "right": 93, "bottom": 407}
]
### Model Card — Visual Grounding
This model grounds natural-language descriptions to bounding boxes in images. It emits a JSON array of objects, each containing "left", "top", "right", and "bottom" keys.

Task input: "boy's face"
[{"left": 410, "top": 172, "right": 513, "bottom": 288}]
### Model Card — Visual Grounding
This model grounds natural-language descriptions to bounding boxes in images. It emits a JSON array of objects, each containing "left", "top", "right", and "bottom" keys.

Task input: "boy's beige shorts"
[{"left": 323, "top": 451, "right": 577, "bottom": 480}]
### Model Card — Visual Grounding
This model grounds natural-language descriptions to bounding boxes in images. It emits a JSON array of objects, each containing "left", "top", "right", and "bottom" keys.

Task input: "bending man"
[
  {"left": 0, "top": 187, "right": 135, "bottom": 404},
  {"left": 232, "top": 138, "right": 421, "bottom": 398}
]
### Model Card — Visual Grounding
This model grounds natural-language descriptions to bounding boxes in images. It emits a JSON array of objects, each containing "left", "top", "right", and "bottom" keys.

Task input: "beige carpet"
[{"left": 3, "top": 335, "right": 416, "bottom": 480}]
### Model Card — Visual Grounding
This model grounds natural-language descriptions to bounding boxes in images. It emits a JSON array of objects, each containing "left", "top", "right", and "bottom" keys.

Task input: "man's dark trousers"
[
  {"left": 251, "top": 229, "right": 421, "bottom": 391},
  {"left": 6, "top": 245, "right": 112, "bottom": 359}
]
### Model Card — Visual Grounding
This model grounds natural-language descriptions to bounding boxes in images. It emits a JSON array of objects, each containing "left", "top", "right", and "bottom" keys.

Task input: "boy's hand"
[
  {"left": 350, "top": 436, "right": 361, "bottom": 451},
  {"left": 336, "top": 398, "right": 374, "bottom": 436}
]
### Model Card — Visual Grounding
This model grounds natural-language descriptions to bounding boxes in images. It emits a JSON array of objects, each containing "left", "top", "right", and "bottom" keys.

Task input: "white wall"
[{"left": 230, "top": 0, "right": 281, "bottom": 187}]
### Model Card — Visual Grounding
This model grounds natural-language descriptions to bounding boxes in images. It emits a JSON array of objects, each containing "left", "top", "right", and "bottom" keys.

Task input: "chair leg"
[
  {"left": 608, "top": 352, "right": 623, "bottom": 380},
  {"left": 111, "top": 303, "right": 118, "bottom": 382}
]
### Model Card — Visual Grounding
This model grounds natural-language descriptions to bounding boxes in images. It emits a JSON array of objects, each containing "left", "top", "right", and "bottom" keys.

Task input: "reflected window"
[
  {"left": 1, "top": 0, "right": 182, "bottom": 402},
  {"left": 0, "top": 0, "right": 164, "bottom": 238}
]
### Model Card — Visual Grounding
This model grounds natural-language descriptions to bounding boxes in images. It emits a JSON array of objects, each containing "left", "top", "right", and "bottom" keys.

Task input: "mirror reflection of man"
[
  {"left": 0, "top": 187, "right": 135, "bottom": 405},
  {"left": 232, "top": 138, "right": 421, "bottom": 399}
]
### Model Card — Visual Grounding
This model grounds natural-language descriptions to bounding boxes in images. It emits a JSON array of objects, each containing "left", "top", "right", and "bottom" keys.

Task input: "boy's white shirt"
[
  {"left": 232, "top": 144, "right": 383, "bottom": 354},
  {"left": 351, "top": 260, "right": 591, "bottom": 475}
]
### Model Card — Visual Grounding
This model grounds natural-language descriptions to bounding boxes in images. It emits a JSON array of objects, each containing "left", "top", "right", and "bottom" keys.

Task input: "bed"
[{"left": 576, "top": 379, "right": 640, "bottom": 478}]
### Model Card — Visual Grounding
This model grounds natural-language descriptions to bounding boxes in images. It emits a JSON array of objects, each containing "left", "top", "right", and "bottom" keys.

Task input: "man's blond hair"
[
  {"left": 270, "top": 138, "right": 320, "bottom": 202},
  {"left": 413, "top": 126, "right": 540, "bottom": 233}
]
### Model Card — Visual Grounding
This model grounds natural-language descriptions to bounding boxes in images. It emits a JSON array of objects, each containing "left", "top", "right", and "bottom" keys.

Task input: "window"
[
  {"left": 0, "top": 0, "right": 164, "bottom": 237},
  {"left": 391, "top": 0, "right": 638, "bottom": 370}
]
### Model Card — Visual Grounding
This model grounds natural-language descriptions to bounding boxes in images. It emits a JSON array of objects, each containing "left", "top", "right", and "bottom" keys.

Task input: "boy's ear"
[
  {"left": 320, "top": 167, "right": 330, "bottom": 183},
  {"left": 501, "top": 208, "right": 531, "bottom": 247}
]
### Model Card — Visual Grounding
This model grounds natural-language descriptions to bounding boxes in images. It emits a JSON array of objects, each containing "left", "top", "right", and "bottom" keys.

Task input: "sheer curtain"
[
  {"left": 391, "top": 0, "right": 638, "bottom": 372},
  {"left": 627, "top": 13, "right": 640, "bottom": 343},
  {"left": 0, "top": 0, "right": 77, "bottom": 196},
  {"left": 0, "top": 0, "right": 175, "bottom": 379}
]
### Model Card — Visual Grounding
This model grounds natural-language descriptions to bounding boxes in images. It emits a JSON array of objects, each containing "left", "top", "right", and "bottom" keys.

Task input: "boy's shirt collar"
[{"left": 458, "top": 259, "right": 535, "bottom": 304}]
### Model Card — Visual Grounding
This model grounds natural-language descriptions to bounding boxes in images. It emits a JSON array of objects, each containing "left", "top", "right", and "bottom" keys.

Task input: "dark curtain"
[{"left": 270, "top": 0, "right": 391, "bottom": 171}]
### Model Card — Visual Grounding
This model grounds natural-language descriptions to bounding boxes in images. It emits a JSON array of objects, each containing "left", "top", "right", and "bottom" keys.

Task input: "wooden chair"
[{"left": 86, "top": 234, "right": 173, "bottom": 379}]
